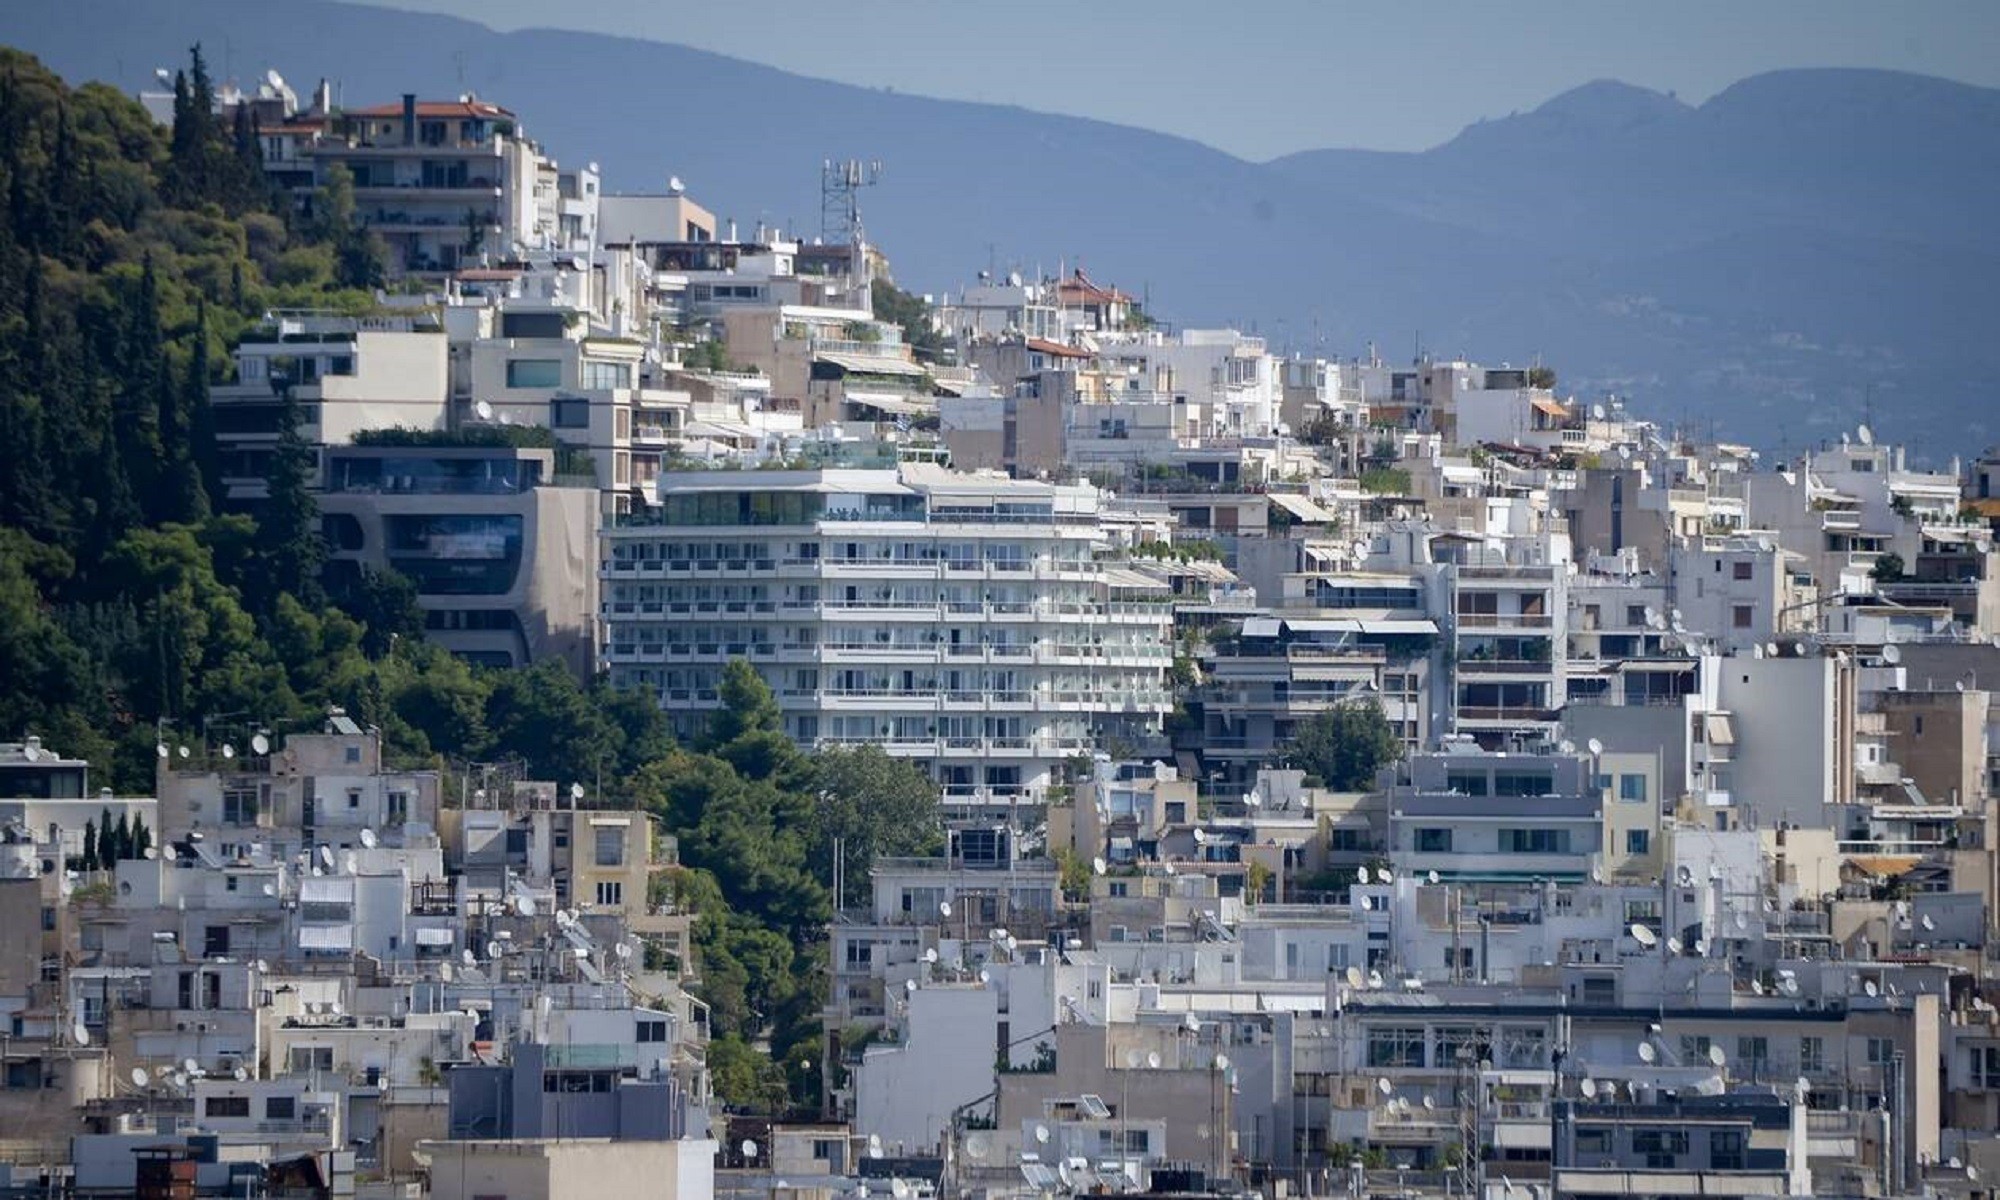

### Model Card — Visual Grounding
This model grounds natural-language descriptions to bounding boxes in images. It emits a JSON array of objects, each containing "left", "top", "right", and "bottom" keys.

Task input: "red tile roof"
[
  {"left": 346, "top": 99, "right": 514, "bottom": 120},
  {"left": 1056, "top": 269, "right": 1133, "bottom": 305},
  {"left": 1025, "top": 338, "right": 1091, "bottom": 359}
]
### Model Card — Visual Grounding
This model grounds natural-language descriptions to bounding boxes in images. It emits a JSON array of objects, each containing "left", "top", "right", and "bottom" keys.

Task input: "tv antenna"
[{"left": 820, "top": 158, "right": 882, "bottom": 246}]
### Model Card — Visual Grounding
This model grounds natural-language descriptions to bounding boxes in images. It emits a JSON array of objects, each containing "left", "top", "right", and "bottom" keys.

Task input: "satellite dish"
[
  {"left": 1345, "top": 965, "right": 1366, "bottom": 990},
  {"left": 153, "top": 68, "right": 173, "bottom": 86},
  {"left": 132, "top": 1067, "right": 150, "bottom": 1088},
  {"left": 261, "top": 883, "right": 276, "bottom": 897},
  {"left": 1629, "top": 923, "right": 1658, "bottom": 948},
  {"left": 1863, "top": 979, "right": 1879, "bottom": 998},
  {"left": 1580, "top": 1078, "right": 1598, "bottom": 1099},
  {"left": 1558, "top": 739, "right": 1576, "bottom": 755},
  {"left": 1921, "top": 913, "right": 1936, "bottom": 931},
  {"left": 72, "top": 1022, "right": 90, "bottom": 1046},
  {"left": 1881, "top": 643, "right": 1902, "bottom": 665},
  {"left": 1376, "top": 866, "right": 1393, "bottom": 883},
  {"left": 977, "top": 968, "right": 991, "bottom": 984},
  {"left": 265, "top": 68, "right": 286, "bottom": 90},
  {"left": 1666, "top": 937, "right": 1683, "bottom": 955},
  {"left": 1376, "top": 1077, "right": 1393, "bottom": 1097},
  {"left": 1707, "top": 862, "right": 1722, "bottom": 881},
  {"left": 250, "top": 733, "right": 270, "bottom": 755},
  {"left": 157, "top": 743, "right": 170, "bottom": 759},
  {"left": 254, "top": 959, "right": 268, "bottom": 974},
  {"left": 1147, "top": 1051, "right": 1161, "bottom": 1069},
  {"left": 360, "top": 828, "right": 378, "bottom": 849},
  {"left": 740, "top": 1140, "right": 758, "bottom": 1159},
  {"left": 1707, "top": 1044, "right": 1727, "bottom": 1067},
  {"left": 1590, "top": 865, "right": 1604, "bottom": 884},
  {"left": 1005, "top": 935, "right": 1018, "bottom": 953},
  {"left": 1857, "top": 423, "right": 1874, "bottom": 446},
  {"left": 1676, "top": 865, "right": 1694, "bottom": 886},
  {"left": 1354, "top": 867, "right": 1369, "bottom": 884},
  {"left": 1750, "top": 979, "right": 1765, "bottom": 995},
  {"left": 220, "top": 743, "right": 235, "bottom": 760},
  {"left": 1367, "top": 969, "right": 1385, "bottom": 989},
  {"left": 904, "top": 979, "right": 918, "bottom": 994},
  {"left": 318, "top": 846, "right": 334, "bottom": 869},
  {"left": 1214, "top": 1053, "right": 1231, "bottom": 1072},
  {"left": 474, "top": 400, "right": 494, "bottom": 421},
  {"left": 1695, "top": 939, "right": 1709, "bottom": 955},
  {"left": 1426, "top": 870, "right": 1440, "bottom": 885},
  {"left": 964, "top": 1133, "right": 991, "bottom": 1161},
  {"left": 1092, "top": 857, "right": 1106, "bottom": 875},
  {"left": 923, "top": 948, "right": 938, "bottom": 964},
  {"left": 486, "top": 941, "right": 502, "bottom": 959},
  {"left": 1586, "top": 738, "right": 1604, "bottom": 757},
  {"left": 177, "top": 745, "right": 190, "bottom": 759},
  {"left": 183, "top": 1057, "right": 199, "bottom": 1074},
  {"left": 513, "top": 895, "right": 535, "bottom": 917},
  {"left": 938, "top": 901, "right": 951, "bottom": 918},
  {"left": 1033, "top": 1125, "right": 1050, "bottom": 1145},
  {"left": 1422, "top": 1095, "right": 1436, "bottom": 1110},
  {"left": 439, "top": 962, "right": 454, "bottom": 982},
  {"left": 233, "top": 1066, "right": 248, "bottom": 1082},
  {"left": 342, "top": 852, "right": 359, "bottom": 874},
  {"left": 1638, "top": 1041, "right": 1657, "bottom": 1064},
  {"left": 462, "top": 948, "right": 477, "bottom": 967},
  {"left": 570, "top": 782, "right": 585, "bottom": 802},
  {"left": 1192, "top": 828, "right": 1207, "bottom": 845},
  {"left": 1780, "top": 976, "right": 1800, "bottom": 996}
]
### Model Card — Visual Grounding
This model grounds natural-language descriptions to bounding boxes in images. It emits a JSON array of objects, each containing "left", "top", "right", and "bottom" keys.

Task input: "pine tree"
[
  {"left": 82, "top": 818, "right": 97, "bottom": 870},
  {"left": 131, "top": 815, "right": 152, "bottom": 861},
  {"left": 96, "top": 805, "right": 114, "bottom": 869},
  {"left": 120, "top": 255, "right": 166, "bottom": 518},
  {"left": 184, "top": 302, "right": 220, "bottom": 515},
  {"left": 257, "top": 383, "right": 325, "bottom": 611},
  {"left": 111, "top": 811, "right": 131, "bottom": 863}
]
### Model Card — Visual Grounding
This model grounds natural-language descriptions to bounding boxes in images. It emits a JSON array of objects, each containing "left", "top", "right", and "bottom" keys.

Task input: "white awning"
[
  {"left": 1282, "top": 618, "right": 1361, "bottom": 634},
  {"left": 299, "top": 924, "right": 353, "bottom": 951},
  {"left": 299, "top": 878, "right": 354, "bottom": 904},
  {"left": 1704, "top": 713, "right": 1737, "bottom": 746},
  {"left": 414, "top": 927, "right": 456, "bottom": 947},
  {"left": 1102, "top": 568, "right": 1170, "bottom": 590},
  {"left": 844, "top": 392, "right": 932, "bottom": 416},
  {"left": 816, "top": 351, "right": 927, "bottom": 377},
  {"left": 1269, "top": 493, "right": 1337, "bottom": 522},
  {"left": 1240, "top": 617, "right": 1282, "bottom": 638},
  {"left": 1354, "top": 619, "right": 1438, "bottom": 635}
]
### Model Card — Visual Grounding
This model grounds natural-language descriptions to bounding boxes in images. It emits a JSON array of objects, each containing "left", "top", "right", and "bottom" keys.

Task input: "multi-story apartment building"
[
  {"left": 319, "top": 443, "right": 599, "bottom": 669},
  {"left": 1382, "top": 746, "right": 1605, "bottom": 884},
  {"left": 1440, "top": 534, "right": 1570, "bottom": 746},
  {"left": 210, "top": 312, "right": 450, "bottom": 503},
  {"left": 600, "top": 464, "right": 1175, "bottom": 808}
]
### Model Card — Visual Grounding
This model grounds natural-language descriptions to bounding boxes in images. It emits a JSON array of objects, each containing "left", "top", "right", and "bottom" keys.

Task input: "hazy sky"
[{"left": 380, "top": 0, "right": 2000, "bottom": 160}]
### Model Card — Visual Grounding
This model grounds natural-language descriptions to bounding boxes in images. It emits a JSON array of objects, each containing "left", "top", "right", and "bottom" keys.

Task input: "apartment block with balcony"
[
  {"left": 209, "top": 312, "right": 449, "bottom": 503},
  {"left": 1440, "top": 538, "right": 1570, "bottom": 745},
  {"left": 600, "top": 464, "right": 1174, "bottom": 808},
  {"left": 1383, "top": 747, "right": 1604, "bottom": 883},
  {"left": 320, "top": 443, "right": 598, "bottom": 670}
]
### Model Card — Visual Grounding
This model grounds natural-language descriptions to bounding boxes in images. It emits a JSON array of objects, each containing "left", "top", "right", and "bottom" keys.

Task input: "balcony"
[{"left": 1455, "top": 612, "right": 1554, "bottom": 630}]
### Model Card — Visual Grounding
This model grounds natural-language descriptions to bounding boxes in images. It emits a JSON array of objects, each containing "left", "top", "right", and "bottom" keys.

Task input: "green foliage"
[
  {"left": 1358, "top": 466, "right": 1412, "bottom": 495},
  {"left": 808, "top": 744, "right": 944, "bottom": 909},
  {"left": 1131, "top": 538, "right": 1224, "bottom": 563},
  {"left": 1526, "top": 365, "right": 1557, "bottom": 390},
  {"left": 1287, "top": 701, "right": 1404, "bottom": 791},
  {"left": 869, "top": 278, "right": 948, "bottom": 362},
  {"left": 1871, "top": 552, "right": 1906, "bottom": 582}
]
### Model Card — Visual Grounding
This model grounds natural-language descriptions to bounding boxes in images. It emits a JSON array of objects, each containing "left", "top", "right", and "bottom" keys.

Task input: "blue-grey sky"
[{"left": 380, "top": 0, "right": 2000, "bottom": 160}]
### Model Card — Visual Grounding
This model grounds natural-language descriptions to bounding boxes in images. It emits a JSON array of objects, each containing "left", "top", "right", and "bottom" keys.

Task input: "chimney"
[
  {"left": 314, "top": 78, "right": 332, "bottom": 115},
  {"left": 402, "top": 93, "right": 416, "bottom": 146}
]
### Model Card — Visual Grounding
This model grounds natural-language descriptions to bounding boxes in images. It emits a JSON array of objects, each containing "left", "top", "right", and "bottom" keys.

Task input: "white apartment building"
[
  {"left": 600, "top": 465, "right": 1175, "bottom": 807},
  {"left": 1097, "top": 329, "right": 1281, "bottom": 440}
]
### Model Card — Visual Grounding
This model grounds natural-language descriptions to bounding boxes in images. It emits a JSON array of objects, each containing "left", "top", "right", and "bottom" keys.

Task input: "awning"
[
  {"left": 1283, "top": 618, "right": 1360, "bottom": 634},
  {"left": 844, "top": 392, "right": 932, "bottom": 416},
  {"left": 1844, "top": 854, "right": 1921, "bottom": 878},
  {"left": 1530, "top": 397, "right": 1572, "bottom": 419},
  {"left": 1102, "top": 568, "right": 1170, "bottom": 590},
  {"left": 299, "top": 878, "right": 354, "bottom": 904},
  {"left": 1355, "top": 619, "right": 1438, "bottom": 635},
  {"left": 1240, "top": 617, "right": 1282, "bottom": 638},
  {"left": 1704, "top": 713, "right": 1736, "bottom": 746},
  {"left": 815, "top": 351, "right": 926, "bottom": 378},
  {"left": 1269, "top": 493, "right": 1337, "bottom": 522},
  {"left": 414, "top": 927, "right": 456, "bottom": 947},
  {"left": 299, "top": 924, "right": 354, "bottom": 951}
]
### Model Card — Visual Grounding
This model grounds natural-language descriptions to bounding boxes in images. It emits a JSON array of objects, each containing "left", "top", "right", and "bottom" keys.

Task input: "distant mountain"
[{"left": 6, "top": 1, "right": 1994, "bottom": 458}]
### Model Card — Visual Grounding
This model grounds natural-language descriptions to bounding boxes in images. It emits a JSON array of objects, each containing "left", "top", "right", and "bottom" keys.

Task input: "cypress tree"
[
  {"left": 185, "top": 301, "right": 220, "bottom": 514},
  {"left": 257, "top": 383, "right": 325, "bottom": 611},
  {"left": 97, "top": 805, "right": 114, "bottom": 869},
  {"left": 111, "top": 811, "right": 131, "bottom": 864},
  {"left": 131, "top": 816, "right": 152, "bottom": 861},
  {"left": 82, "top": 819, "right": 97, "bottom": 870}
]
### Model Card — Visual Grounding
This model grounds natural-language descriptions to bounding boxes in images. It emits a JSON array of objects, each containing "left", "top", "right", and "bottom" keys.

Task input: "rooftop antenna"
[{"left": 820, "top": 157, "right": 881, "bottom": 246}]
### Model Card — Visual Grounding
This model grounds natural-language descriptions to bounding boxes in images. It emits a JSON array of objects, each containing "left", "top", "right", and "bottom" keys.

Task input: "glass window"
[
  {"left": 1626, "top": 829, "right": 1650, "bottom": 855},
  {"left": 383, "top": 515, "right": 525, "bottom": 596},
  {"left": 1415, "top": 828, "right": 1452, "bottom": 853},
  {"left": 205, "top": 1096, "right": 251, "bottom": 1117},
  {"left": 552, "top": 397, "right": 591, "bottom": 428},
  {"left": 580, "top": 359, "right": 631, "bottom": 390},
  {"left": 594, "top": 826, "right": 624, "bottom": 867},
  {"left": 1366, "top": 1026, "right": 1425, "bottom": 1068},
  {"left": 1619, "top": 774, "right": 1648, "bottom": 802},
  {"left": 506, "top": 358, "right": 563, "bottom": 388}
]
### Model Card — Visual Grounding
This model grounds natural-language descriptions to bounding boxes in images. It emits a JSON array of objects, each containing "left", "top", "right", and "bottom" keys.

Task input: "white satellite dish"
[
  {"left": 513, "top": 895, "right": 535, "bottom": 917},
  {"left": 570, "top": 782, "right": 585, "bottom": 802},
  {"left": 1192, "top": 828, "right": 1207, "bottom": 845},
  {"left": 1637, "top": 1041, "right": 1657, "bottom": 1064},
  {"left": 1147, "top": 1051, "right": 1161, "bottom": 1069},
  {"left": 1091, "top": 856, "right": 1107, "bottom": 876},
  {"left": 1780, "top": 976, "right": 1800, "bottom": 996},
  {"left": 1344, "top": 965, "right": 1366, "bottom": 989},
  {"left": 1214, "top": 1053, "right": 1231, "bottom": 1072},
  {"left": 254, "top": 959, "right": 269, "bottom": 973},
  {"left": 265, "top": 68, "right": 285, "bottom": 90},
  {"left": 1580, "top": 1077, "right": 1598, "bottom": 1099},
  {"left": 261, "top": 883, "right": 276, "bottom": 897},
  {"left": 614, "top": 941, "right": 633, "bottom": 961},
  {"left": 740, "top": 1140, "right": 758, "bottom": 1159},
  {"left": 462, "top": 948, "right": 476, "bottom": 967},
  {"left": 183, "top": 1057, "right": 199, "bottom": 1074},
  {"left": 318, "top": 846, "right": 334, "bottom": 869},
  {"left": 1676, "top": 865, "right": 1695, "bottom": 886},
  {"left": 923, "top": 948, "right": 938, "bottom": 964},
  {"left": 233, "top": 1066, "right": 248, "bottom": 1082},
  {"left": 177, "top": 745, "right": 190, "bottom": 759},
  {"left": 156, "top": 743, "right": 170, "bottom": 759},
  {"left": 1426, "top": 870, "right": 1440, "bottom": 885},
  {"left": 1666, "top": 937, "right": 1683, "bottom": 955},
  {"left": 1586, "top": 738, "right": 1604, "bottom": 757},
  {"left": 250, "top": 733, "right": 270, "bottom": 755},
  {"left": 220, "top": 743, "right": 235, "bottom": 760},
  {"left": 72, "top": 1022, "right": 90, "bottom": 1046},
  {"left": 1354, "top": 867, "right": 1369, "bottom": 884},
  {"left": 1376, "top": 1077, "right": 1393, "bottom": 1097},
  {"left": 938, "top": 901, "right": 952, "bottom": 918},
  {"left": 964, "top": 1133, "right": 991, "bottom": 1161},
  {"left": 1629, "top": 923, "right": 1658, "bottom": 948},
  {"left": 439, "top": 962, "right": 454, "bottom": 982},
  {"left": 904, "top": 979, "right": 918, "bottom": 994},
  {"left": 474, "top": 400, "right": 495, "bottom": 421},
  {"left": 1376, "top": 866, "right": 1393, "bottom": 883},
  {"left": 1367, "top": 969, "right": 1385, "bottom": 989},
  {"left": 977, "top": 968, "right": 991, "bottom": 984},
  {"left": 131, "top": 1067, "right": 150, "bottom": 1088},
  {"left": 485, "top": 941, "right": 502, "bottom": 959},
  {"left": 1921, "top": 913, "right": 1936, "bottom": 931},
  {"left": 342, "top": 852, "right": 359, "bottom": 874},
  {"left": 1882, "top": 643, "right": 1902, "bottom": 665},
  {"left": 1857, "top": 423, "right": 1874, "bottom": 446},
  {"left": 1032, "top": 1125, "right": 1049, "bottom": 1146},
  {"left": 1707, "top": 1044, "right": 1727, "bottom": 1067},
  {"left": 1422, "top": 1095, "right": 1435, "bottom": 1110},
  {"left": 360, "top": 828, "right": 378, "bottom": 849}
]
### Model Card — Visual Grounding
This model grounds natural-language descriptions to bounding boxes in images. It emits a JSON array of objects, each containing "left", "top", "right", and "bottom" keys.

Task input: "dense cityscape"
[{"left": 2, "top": 37, "right": 1999, "bottom": 1200}]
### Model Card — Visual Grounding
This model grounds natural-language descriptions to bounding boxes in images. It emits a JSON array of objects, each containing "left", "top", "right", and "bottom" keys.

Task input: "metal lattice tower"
[{"left": 820, "top": 158, "right": 881, "bottom": 246}]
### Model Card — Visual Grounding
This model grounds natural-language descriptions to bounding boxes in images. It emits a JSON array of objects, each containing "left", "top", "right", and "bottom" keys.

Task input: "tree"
[
  {"left": 256, "top": 384, "right": 325, "bottom": 611},
  {"left": 1870, "top": 552, "right": 1906, "bottom": 583},
  {"left": 1288, "top": 701, "right": 1403, "bottom": 790},
  {"left": 808, "top": 745, "right": 943, "bottom": 909},
  {"left": 82, "top": 818, "right": 97, "bottom": 870},
  {"left": 1527, "top": 365, "right": 1557, "bottom": 390},
  {"left": 131, "top": 814, "right": 151, "bottom": 861},
  {"left": 703, "top": 659, "right": 800, "bottom": 783},
  {"left": 110, "top": 811, "right": 131, "bottom": 864}
]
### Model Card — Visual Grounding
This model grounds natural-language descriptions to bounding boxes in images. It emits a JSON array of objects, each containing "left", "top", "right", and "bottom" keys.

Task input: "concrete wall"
[{"left": 852, "top": 984, "right": 998, "bottom": 1153}]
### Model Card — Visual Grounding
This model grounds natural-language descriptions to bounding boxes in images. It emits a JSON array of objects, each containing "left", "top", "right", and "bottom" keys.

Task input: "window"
[
  {"left": 386, "top": 790, "right": 409, "bottom": 824},
  {"left": 1799, "top": 1037, "right": 1825, "bottom": 1074},
  {"left": 594, "top": 880, "right": 623, "bottom": 906},
  {"left": 637, "top": 1019, "right": 668, "bottom": 1043},
  {"left": 40, "top": 907, "right": 55, "bottom": 932},
  {"left": 1634, "top": 1129, "right": 1687, "bottom": 1167},
  {"left": 1733, "top": 561, "right": 1754, "bottom": 581},
  {"left": 1500, "top": 828, "right": 1570, "bottom": 854},
  {"left": 347, "top": 788, "right": 362, "bottom": 809},
  {"left": 1575, "top": 1128, "right": 1612, "bottom": 1156},
  {"left": 1710, "top": 1129, "right": 1745, "bottom": 1170},
  {"left": 345, "top": 746, "right": 361, "bottom": 764},
  {"left": 1680, "top": 1035, "right": 1712, "bottom": 1063},
  {"left": 1732, "top": 605, "right": 1754, "bottom": 629},
  {"left": 1736, "top": 1036, "right": 1768, "bottom": 1065},
  {"left": 594, "top": 826, "right": 624, "bottom": 867},
  {"left": 288, "top": 1047, "right": 335, "bottom": 1072},
  {"left": 1415, "top": 828, "right": 1453, "bottom": 853},
  {"left": 1866, "top": 1037, "right": 1896, "bottom": 1065},
  {"left": 844, "top": 941, "right": 873, "bottom": 969},
  {"left": 1626, "top": 830, "right": 1650, "bottom": 856},
  {"left": 579, "top": 359, "right": 631, "bottom": 390},
  {"left": 265, "top": 1095, "right": 297, "bottom": 1120},
  {"left": 1366, "top": 1026, "right": 1425, "bottom": 1068},
  {"left": 204, "top": 1095, "right": 251, "bottom": 1118},
  {"left": 1619, "top": 774, "right": 1647, "bottom": 803},
  {"left": 551, "top": 397, "right": 591, "bottom": 428},
  {"left": 506, "top": 358, "right": 563, "bottom": 388},
  {"left": 223, "top": 787, "right": 259, "bottom": 824},
  {"left": 1971, "top": 1046, "right": 2000, "bottom": 1089}
]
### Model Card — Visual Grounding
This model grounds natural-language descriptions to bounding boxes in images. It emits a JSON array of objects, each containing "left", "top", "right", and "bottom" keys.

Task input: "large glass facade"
[
  {"left": 327, "top": 455, "right": 543, "bottom": 495},
  {"left": 385, "top": 515, "right": 525, "bottom": 595}
]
